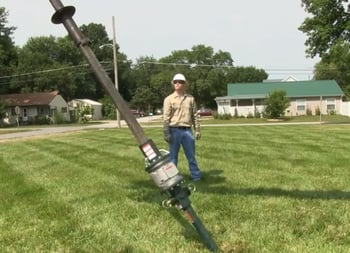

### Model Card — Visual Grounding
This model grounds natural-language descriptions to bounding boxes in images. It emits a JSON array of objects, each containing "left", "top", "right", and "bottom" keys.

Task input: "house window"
[
  {"left": 254, "top": 99, "right": 264, "bottom": 106},
  {"left": 326, "top": 98, "right": 336, "bottom": 111},
  {"left": 238, "top": 99, "right": 253, "bottom": 106},
  {"left": 230, "top": 100, "right": 237, "bottom": 107},
  {"left": 61, "top": 107, "right": 67, "bottom": 113},
  {"left": 296, "top": 99, "right": 306, "bottom": 111},
  {"left": 218, "top": 101, "right": 230, "bottom": 106}
]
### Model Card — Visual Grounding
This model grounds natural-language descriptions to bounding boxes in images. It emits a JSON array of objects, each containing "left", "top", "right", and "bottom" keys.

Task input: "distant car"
[
  {"left": 197, "top": 109, "right": 213, "bottom": 117},
  {"left": 130, "top": 109, "right": 144, "bottom": 117}
]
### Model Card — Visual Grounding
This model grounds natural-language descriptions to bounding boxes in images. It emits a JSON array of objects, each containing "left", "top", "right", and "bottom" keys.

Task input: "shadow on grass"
[
  {"left": 127, "top": 170, "right": 225, "bottom": 249},
  {"left": 129, "top": 168, "right": 350, "bottom": 202},
  {"left": 128, "top": 169, "right": 227, "bottom": 203},
  {"left": 128, "top": 169, "right": 227, "bottom": 246},
  {"left": 127, "top": 179, "right": 203, "bottom": 244},
  {"left": 182, "top": 169, "right": 350, "bottom": 201},
  {"left": 196, "top": 170, "right": 350, "bottom": 200},
  {"left": 229, "top": 187, "right": 350, "bottom": 200},
  {"left": 127, "top": 167, "right": 350, "bottom": 250},
  {"left": 165, "top": 208, "right": 205, "bottom": 246}
]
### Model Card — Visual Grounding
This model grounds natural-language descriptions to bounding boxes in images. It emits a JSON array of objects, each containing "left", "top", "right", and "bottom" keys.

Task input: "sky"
[{"left": 2, "top": 0, "right": 319, "bottom": 80}]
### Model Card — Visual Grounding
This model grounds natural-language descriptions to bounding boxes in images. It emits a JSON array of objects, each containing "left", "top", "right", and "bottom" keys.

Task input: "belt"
[{"left": 171, "top": 126, "right": 191, "bottom": 130}]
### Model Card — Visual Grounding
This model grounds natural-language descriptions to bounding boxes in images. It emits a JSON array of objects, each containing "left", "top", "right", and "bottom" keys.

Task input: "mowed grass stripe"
[
  {"left": 1, "top": 135, "right": 177, "bottom": 251},
  {"left": 199, "top": 125, "right": 350, "bottom": 187},
  {"left": 1, "top": 124, "right": 350, "bottom": 252}
]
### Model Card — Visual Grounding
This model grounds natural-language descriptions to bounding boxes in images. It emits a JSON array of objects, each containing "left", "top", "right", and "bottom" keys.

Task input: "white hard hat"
[{"left": 172, "top": 73, "right": 186, "bottom": 82}]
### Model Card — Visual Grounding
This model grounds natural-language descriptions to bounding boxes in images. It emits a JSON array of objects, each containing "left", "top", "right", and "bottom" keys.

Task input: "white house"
[
  {"left": 0, "top": 91, "right": 70, "bottom": 124},
  {"left": 69, "top": 99, "right": 103, "bottom": 120},
  {"left": 215, "top": 80, "right": 345, "bottom": 117}
]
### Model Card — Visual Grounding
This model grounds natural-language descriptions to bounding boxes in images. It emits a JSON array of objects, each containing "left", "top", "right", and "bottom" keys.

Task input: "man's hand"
[
  {"left": 164, "top": 134, "right": 171, "bottom": 143},
  {"left": 195, "top": 131, "right": 201, "bottom": 140},
  {"left": 163, "top": 122, "right": 171, "bottom": 143}
]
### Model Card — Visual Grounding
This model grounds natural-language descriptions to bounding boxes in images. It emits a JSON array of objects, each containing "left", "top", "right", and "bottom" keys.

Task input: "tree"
[
  {"left": 264, "top": 90, "right": 290, "bottom": 118},
  {"left": 9, "top": 22, "right": 134, "bottom": 102},
  {"left": 129, "top": 56, "right": 171, "bottom": 112},
  {"left": 0, "top": 99, "right": 8, "bottom": 123},
  {"left": 13, "top": 36, "right": 79, "bottom": 98},
  {"left": 299, "top": 1, "right": 350, "bottom": 97},
  {"left": 130, "top": 86, "right": 158, "bottom": 113},
  {"left": 299, "top": 0, "right": 350, "bottom": 58},
  {"left": 0, "top": 7, "right": 18, "bottom": 93},
  {"left": 99, "top": 95, "right": 115, "bottom": 119},
  {"left": 314, "top": 40, "right": 350, "bottom": 98},
  {"left": 129, "top": 45, "right": 268, "bottom": 111},
  {"left": 82, "top": 23, "right": 135, "bottom": 101}
]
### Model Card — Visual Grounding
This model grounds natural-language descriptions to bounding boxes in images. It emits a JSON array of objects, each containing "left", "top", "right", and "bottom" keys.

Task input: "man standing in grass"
[{"left": 163, "top": 73, "right": 202, "bottom": 181}]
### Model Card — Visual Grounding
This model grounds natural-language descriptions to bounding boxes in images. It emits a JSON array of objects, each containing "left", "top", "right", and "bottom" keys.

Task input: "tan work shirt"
[{"left": 163, "top": 92, "right": 200, "bottom": 131}]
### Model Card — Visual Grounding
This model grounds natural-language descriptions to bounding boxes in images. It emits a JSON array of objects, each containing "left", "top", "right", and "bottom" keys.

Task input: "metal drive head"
[{"left": 51, "top": 6, "right": 75, "bottom": 24}]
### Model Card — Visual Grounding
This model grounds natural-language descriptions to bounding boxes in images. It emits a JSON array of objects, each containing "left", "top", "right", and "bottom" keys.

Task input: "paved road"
[
  {"left": 0, "top": 116, "right": 162, "bottom": 141},
  {"left": 0, "top": 116, "right": 333, "bottom": 141}
]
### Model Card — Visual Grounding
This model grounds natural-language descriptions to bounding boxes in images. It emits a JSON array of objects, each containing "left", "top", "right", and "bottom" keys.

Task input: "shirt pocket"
[{"left": 171, "top": 102, "right": 179, "bottom": 116}]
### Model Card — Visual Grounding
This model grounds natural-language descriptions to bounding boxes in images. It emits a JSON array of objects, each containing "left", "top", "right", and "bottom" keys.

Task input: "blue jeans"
[{"left": 169, "top": 127, "right": 201, "bottom": 180}]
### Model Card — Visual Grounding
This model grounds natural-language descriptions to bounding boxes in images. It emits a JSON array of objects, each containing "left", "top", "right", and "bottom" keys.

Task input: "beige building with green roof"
[{"left": 215, "top": 80, "right": 345, "bottom": 117}]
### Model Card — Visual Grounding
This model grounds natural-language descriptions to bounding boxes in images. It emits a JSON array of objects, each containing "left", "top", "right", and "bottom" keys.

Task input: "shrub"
[
  {"left": 254, "top": 108, "right": 262, "bottom": 118},
  {"left": 328, "top": 110, "right": 336, "bottom": 115},
  {"left": 214, "top": 113, "right": 232, "bottom": 120},
  {"left": 99, "top": 95, "right": 116, "bottom": 119},
  {"left": 315, "top": 107, "right": 321, "bottom": 116},
  {"left": 264, "top": 90, "right": 290, "bottom": 118},
  {"left": 54, "top": 111, "right": 67, "bottom": 124},
  {"left": 306, "top": 107, "right": 313, "bottom": 116},
  {"left": 75, "top": 104, "right": 94, "bottom": 124},
  {"left": 37, "top": 115, "right": 50, "bottom": 125}
]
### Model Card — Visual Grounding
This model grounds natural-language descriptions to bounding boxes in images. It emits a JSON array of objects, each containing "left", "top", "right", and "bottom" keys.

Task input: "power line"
[
  {"left": 0, "top": 61, "right": 113, "bottom": 80},
  {"left": 138, "top": 61, "right": 315, "bottom": 72},
  {"left": 139, "top": 61, "right": 233, "bottom": 68},
  {"left": 263, "top": 68, "right": 314, "bottom": 72},
  {"left": 0, "top": 64, "right": 89, "bottom": 80},
  {"left": 0, "top": 61, "right": 316, "bottom": 85},
  {"left": 0, "top": 60, "right": 315, "bottom": 80}
]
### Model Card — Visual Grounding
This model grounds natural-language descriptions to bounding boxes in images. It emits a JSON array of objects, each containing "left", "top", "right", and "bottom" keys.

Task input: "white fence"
[{"left": 341, "top": 101, "right": 350, "bottom": 116}]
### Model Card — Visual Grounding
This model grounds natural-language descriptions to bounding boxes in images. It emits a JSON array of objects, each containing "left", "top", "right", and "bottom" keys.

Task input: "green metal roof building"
[
  {"left": 215, "top": 80, "right": 346, "bottom": 117},
  {"left": 226, "top": 80, "right": 344, "bottom": 99}
]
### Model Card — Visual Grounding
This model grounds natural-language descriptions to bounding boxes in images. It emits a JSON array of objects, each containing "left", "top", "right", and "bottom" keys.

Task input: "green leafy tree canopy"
[
  {"left": 0, "top": 7, "right": 18, "bottom": 93},
  {"left": 299, "top": 0, "right": 350, "bottom": 58}
]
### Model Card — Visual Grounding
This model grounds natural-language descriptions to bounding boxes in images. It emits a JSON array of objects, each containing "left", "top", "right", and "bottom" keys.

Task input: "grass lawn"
[
  {"left": 1, "top": 124, "right": 350, "bottom": 252},
  {"left": 139, "top": 114, "right": 350, "bottom": 127}
]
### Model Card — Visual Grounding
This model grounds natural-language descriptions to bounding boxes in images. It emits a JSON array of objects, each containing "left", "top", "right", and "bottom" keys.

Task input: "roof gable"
[
  {"left": 0, "top": 91, "right": 59, "bottom": 106},
  {"left": 227, "top": 80, "right": 344, "bottom": 99}
]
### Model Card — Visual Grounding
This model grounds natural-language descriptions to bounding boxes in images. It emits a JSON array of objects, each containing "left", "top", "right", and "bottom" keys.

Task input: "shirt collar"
[{"left": 173, "top": 91, "right": 187, "bottom": 98}]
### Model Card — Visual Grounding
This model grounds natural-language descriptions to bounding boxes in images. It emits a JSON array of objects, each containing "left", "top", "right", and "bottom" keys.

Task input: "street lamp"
[{"left": 99, "top": 16, "right": 121, "bottom": 128}]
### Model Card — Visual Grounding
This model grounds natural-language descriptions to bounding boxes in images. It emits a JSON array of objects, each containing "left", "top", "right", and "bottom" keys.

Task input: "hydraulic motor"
[{"left": 141, "top": 140, "right": 183, "bottom": 191}]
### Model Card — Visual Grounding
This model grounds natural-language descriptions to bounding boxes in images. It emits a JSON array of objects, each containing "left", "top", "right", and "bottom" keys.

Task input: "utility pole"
[{"left": 112, "top": 16, "right": 121, "bottom": 128}]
